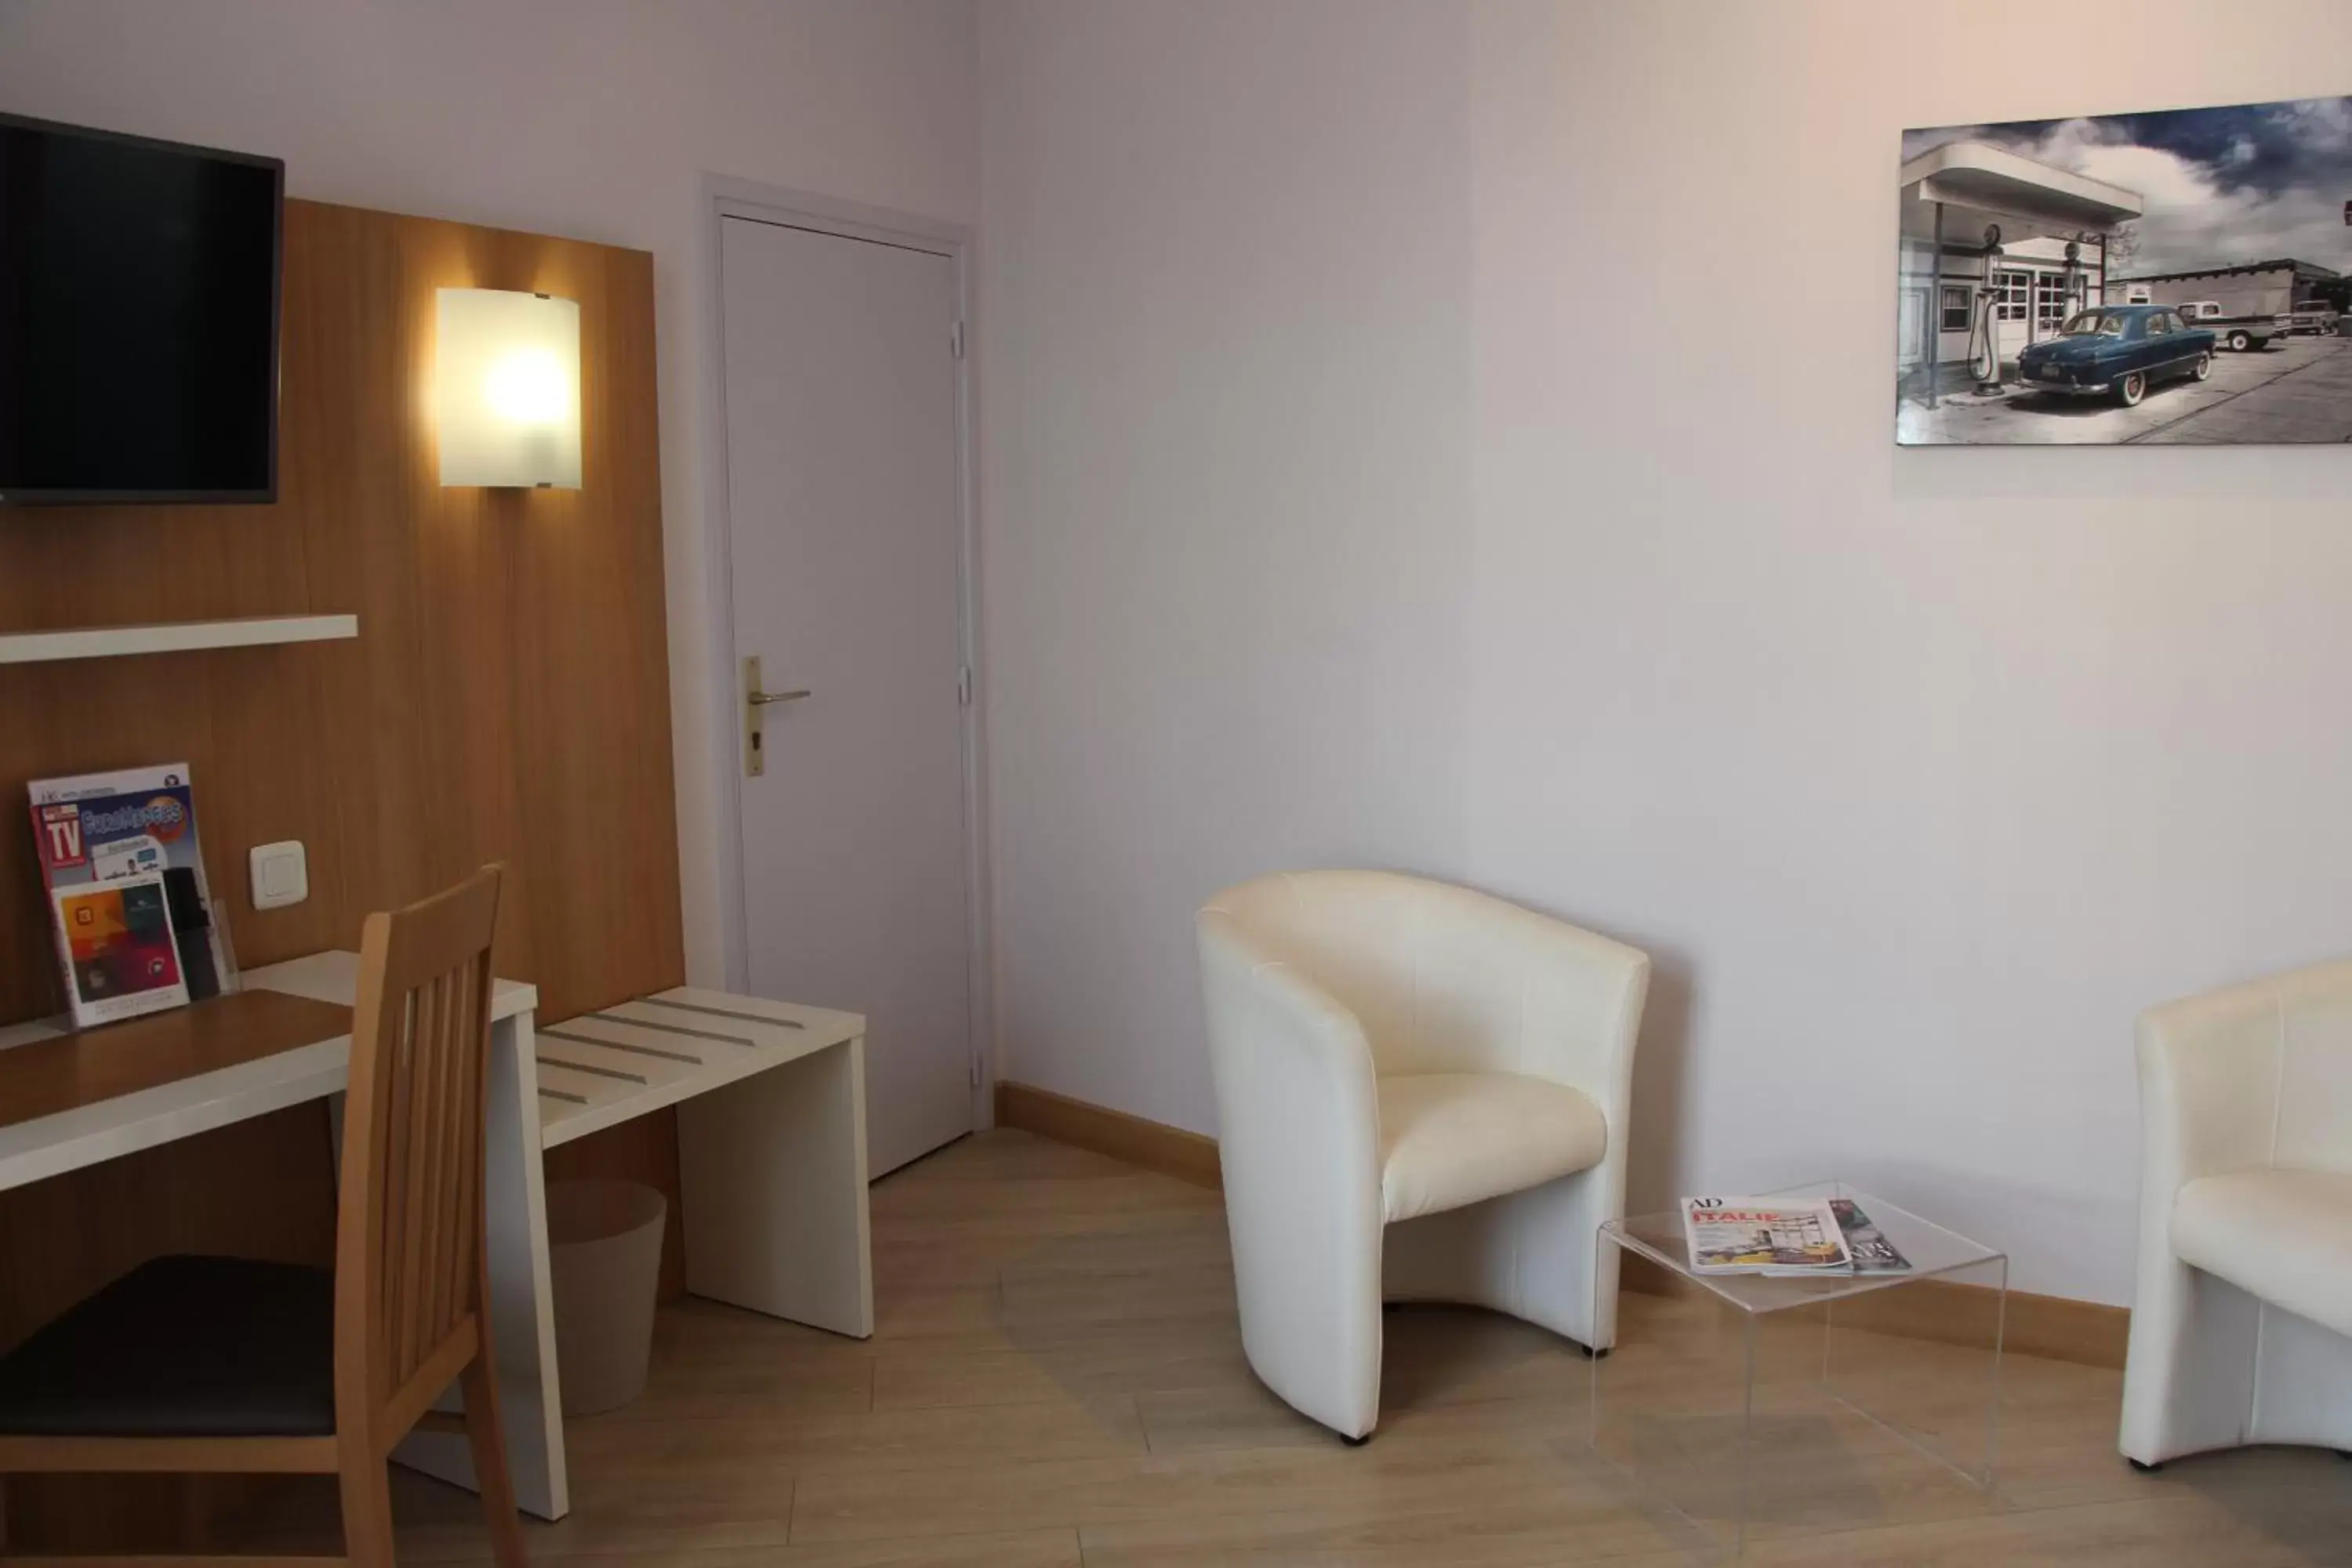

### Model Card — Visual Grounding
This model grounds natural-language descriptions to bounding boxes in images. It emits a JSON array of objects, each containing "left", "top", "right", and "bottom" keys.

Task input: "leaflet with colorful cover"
[{"left": 29, "top": 763, "right": 237, "bottom": 1029}]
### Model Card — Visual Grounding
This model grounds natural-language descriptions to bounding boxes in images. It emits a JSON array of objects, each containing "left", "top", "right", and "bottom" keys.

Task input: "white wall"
[
  {"left": 0, "top": 0, "right": 980, "bottom": 985},
  {"left": 976, "top": 0, "right": 1481, "bottom": 1137},
  {"left": 980, "top": 0, "right": 2352, "bottom": 1304}
]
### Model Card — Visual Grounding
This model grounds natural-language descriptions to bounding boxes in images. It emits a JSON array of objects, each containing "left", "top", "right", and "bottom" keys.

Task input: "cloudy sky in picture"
[{"left": 1905, "top": 97, "right": 2352, "bottom": 276}]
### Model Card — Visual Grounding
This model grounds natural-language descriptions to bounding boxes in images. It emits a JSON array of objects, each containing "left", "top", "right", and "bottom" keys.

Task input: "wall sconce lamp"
[{"left": 435, "top": 288, "right": 583, "bottom": 488}]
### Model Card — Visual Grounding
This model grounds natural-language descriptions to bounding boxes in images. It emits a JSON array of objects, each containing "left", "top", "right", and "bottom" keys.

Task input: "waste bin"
[{"left": 545, "top": 1178, "right": 666, "bottom": 1416}]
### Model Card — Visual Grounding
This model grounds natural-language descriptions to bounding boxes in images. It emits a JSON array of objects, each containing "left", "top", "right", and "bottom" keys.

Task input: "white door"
[
  {"left": 1897, "top": 284, "right": 1926, "bottom": 375},
  {"left": 1993, "top": 267, "right": 2031, "bottom": 366},
  {"left": 719, "top": 212, "right": 974, "bottom": 1178}
]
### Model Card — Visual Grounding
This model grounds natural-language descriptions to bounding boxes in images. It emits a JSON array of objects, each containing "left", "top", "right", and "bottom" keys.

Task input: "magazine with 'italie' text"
[{"left": 1681, "top": 1196, "right": 1853, "bottom": 1276}]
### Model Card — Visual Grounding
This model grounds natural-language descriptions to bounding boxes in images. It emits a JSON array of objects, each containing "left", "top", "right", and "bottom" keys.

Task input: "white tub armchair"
[
  {"left": 2121, "top": 959, "right": 2352, "bottom": 1469},
  {"left": 1196, "top": 870, "right": 1650, "bottom": 1441}
]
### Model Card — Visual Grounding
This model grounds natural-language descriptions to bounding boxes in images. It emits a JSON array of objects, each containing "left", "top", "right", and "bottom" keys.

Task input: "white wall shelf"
[{"left": 0, "top": 614, "right": 358, "bottom": 666}]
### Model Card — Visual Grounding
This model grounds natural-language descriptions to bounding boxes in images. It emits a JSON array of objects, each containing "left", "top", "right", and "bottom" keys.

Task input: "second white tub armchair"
[
  {"left": 1196, "top": 870, "right": 1650, "bottom": 1441},
  {"left": 2120, "top": 958, "right": 2352, "bottom": 1470}
]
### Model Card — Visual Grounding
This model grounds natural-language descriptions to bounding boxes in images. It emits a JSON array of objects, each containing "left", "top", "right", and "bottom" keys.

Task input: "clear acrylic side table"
[{"left": 1592, "top": 1181, "right": 2006, "bottom": 1555}]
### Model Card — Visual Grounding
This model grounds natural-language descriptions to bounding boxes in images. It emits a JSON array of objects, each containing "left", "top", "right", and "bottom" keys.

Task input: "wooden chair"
[{"left": 0, "top": 867, "right": 529, "bottom": 1567}]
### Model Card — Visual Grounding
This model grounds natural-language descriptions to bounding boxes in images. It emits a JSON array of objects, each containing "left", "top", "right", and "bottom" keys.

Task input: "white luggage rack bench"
[
  {"left": 535, "top": 985, "right": 875, "bottom": 1342},
  {"left": 535, "top": 989, "right": 858, "bottom": 1145}
]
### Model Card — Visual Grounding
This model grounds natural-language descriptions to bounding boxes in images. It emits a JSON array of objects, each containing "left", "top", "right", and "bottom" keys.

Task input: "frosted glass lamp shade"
[{"left": 435, "top": 289, "right": 583, "bottom": 488}]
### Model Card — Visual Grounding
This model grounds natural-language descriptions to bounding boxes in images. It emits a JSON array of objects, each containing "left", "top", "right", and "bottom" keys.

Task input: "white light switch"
[{"left": 249, "top": 840, "right": 309, "bottom": 911}]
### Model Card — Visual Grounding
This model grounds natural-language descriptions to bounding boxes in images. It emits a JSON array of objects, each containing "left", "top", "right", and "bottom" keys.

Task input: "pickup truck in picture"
[
  {"left": 2289, "top": 301, "right": 2343, "bottom": 336},
  {"left": 2173, "top": 301, "right": 2285, "bottom": 352}
]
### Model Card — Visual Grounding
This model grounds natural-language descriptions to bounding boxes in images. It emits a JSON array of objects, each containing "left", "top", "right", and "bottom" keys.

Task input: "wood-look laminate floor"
[{"left": 245, "top": 1131, "right": 2352, "bottom": 1566}]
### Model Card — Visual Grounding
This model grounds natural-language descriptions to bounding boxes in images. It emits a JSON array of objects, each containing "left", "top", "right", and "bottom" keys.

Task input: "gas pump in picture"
[{"left": 1969, "top": 223, "right": 2005, "bottom": 396}]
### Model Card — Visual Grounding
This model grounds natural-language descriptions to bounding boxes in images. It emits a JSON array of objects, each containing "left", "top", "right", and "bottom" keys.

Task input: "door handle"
[{"left": 742, "top": 655, "right": 808, "bottom": 778}]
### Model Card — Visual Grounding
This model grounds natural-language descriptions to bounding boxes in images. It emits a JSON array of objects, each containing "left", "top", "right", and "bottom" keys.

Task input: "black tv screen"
[{"left": 0, "top": 114, "right": 282, "bottom": 504}]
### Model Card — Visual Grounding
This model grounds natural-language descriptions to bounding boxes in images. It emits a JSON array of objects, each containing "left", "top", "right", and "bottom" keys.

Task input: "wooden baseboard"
[
  {"left": 994, "top": 1081, "right": 1221, "bottom": 1191},
  {"left": 1620, "top": 1251, "right": 2128, "bottom": 1370}
]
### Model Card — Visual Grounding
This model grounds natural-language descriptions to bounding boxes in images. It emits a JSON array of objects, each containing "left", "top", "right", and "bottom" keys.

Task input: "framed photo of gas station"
[{"left": 1898, "top": 96, "right": 2352, "bottom": 445}]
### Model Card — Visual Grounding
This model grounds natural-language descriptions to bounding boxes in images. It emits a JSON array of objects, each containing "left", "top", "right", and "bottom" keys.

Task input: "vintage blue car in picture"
[{"left": 2016, "top": 303, "right": 2216, "bottom": 408}]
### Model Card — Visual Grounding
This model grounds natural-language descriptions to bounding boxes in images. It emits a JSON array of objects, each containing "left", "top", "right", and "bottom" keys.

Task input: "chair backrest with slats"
[{"left": 334, "top": 866, "right": 504, "bottom": 1435}]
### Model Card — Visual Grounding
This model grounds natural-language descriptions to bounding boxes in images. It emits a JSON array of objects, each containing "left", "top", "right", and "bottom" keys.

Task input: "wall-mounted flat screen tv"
[{"left": 0, "top": 113, "right": 283, "bottom": 505}]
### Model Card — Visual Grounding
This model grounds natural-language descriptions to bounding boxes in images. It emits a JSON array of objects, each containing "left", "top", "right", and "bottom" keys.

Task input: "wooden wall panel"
[
  {"left": 0, "top": 199, "right": 681, "bottom": 1022},
  {"left": 0, "top": 200, "right": 684, "bottom": 1547}
]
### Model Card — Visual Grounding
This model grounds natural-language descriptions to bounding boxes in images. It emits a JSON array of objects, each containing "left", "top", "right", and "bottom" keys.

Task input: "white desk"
[{"left": 0, "top": 954, "right": 870, "bottom": 1523}]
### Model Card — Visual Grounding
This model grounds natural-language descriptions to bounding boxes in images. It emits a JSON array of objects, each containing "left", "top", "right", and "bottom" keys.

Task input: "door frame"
[{"left": 695, "top": 174, "right": 993, "bottom": 1134}]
